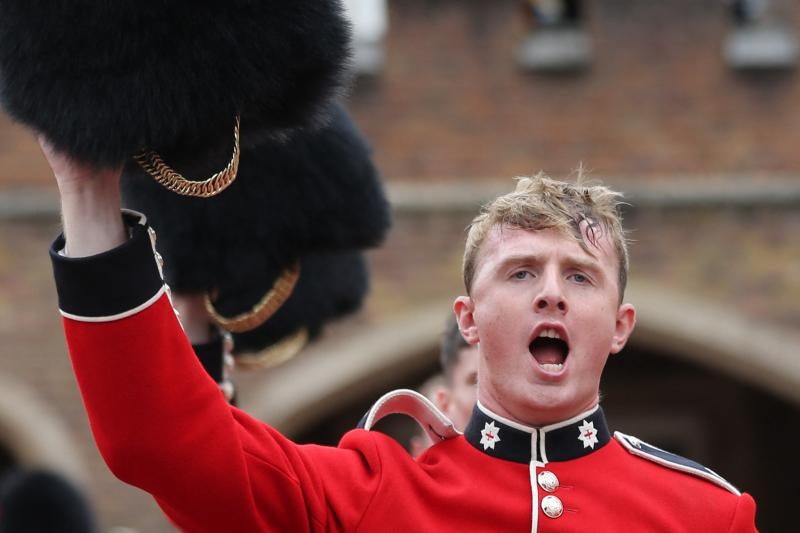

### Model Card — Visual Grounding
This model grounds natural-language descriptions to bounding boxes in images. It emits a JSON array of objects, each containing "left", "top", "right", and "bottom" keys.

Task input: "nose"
[{"left": 534, "top": 271, "right": 567, "bottom": 314}]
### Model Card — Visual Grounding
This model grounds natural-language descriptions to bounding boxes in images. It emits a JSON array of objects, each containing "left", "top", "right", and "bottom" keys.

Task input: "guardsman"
[{"left": 41, "top": 151, "right": 758, "bottom": 531}]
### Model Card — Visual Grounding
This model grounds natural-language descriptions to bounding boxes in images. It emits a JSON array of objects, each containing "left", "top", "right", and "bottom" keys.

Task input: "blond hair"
[{"left": 463, "top": 173, "right": 630, "bottom": 301}]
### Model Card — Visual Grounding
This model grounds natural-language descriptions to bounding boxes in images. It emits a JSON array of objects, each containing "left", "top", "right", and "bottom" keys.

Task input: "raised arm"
[
  {"left": 38, "top": 137, "right": 127, "bottom": 258},
  {"left": 39, "top": 139, "right": 388, "bottom": 532}
]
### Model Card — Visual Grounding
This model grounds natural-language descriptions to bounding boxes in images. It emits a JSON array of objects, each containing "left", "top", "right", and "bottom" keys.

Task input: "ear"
[
  {"left": 454, "top": 296, "right": 479, "bottom": 345},
  {"left": 610, "top": 303, "right": 636, "bottom": 354},
  {"left": 434, "top": 387, "right": 450, "bottom": 413}
]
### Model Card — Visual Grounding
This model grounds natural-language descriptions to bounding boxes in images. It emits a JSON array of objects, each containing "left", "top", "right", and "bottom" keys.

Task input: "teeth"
[
  {"left": 538, "top": 328, "right": 561, "bottom": 340},
  {"left": 540, "top": 363, "right": 564, "bottom": 372}
]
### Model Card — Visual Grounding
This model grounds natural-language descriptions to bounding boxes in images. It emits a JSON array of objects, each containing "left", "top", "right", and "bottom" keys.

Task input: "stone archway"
[
  {"left": 240, "top": 301, "right": 449, "bottom": 437},
  {"left": 626, "top": 282, "right": 800, "bottom": 408},
  {"left": 0, "top": 375, "right": 88, "bottom": 486}
]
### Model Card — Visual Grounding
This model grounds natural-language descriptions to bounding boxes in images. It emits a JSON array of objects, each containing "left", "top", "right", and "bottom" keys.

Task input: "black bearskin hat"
[
  {"left": 121, "top": 103, "right": 390, "bottom": 356},
  {"left": 0, "top": 469, "right": 96, "bottom": 533},
  {"left": 0, "top": 0, "right": 350, "bottom": 166},
  {"left": 232, "top": 251, "right": 369, "bottom": 355}
]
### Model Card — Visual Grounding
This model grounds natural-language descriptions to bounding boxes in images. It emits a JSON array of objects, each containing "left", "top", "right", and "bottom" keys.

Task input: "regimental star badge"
[
  {"left": 577, "top": 420, "right": 599, "bottom": 449},
  {"left": 480, "top": 421, "right": 501, "bottom": 450}
]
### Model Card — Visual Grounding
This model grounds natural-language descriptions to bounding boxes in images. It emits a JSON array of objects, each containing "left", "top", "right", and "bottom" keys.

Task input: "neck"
[{"left": 477, "top": 390, "right": 600, "bottom": 428}]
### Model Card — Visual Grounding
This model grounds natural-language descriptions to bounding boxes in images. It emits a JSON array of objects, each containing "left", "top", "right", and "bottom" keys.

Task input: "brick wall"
[
  {"left": 349, "top": 0, "right": 800, "bottom": 180},
  {"left": 0, "top": 1, "right": 798, "bottom": 530}
]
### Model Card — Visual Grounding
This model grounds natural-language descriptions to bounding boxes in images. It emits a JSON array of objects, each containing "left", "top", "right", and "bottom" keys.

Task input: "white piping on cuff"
[{"left": 59, "top": 285, "right": 167, "bottom": 323}]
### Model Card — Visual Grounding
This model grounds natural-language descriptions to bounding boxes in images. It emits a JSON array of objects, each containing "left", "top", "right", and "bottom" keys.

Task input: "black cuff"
[{"left": 49, "top": 211, "right": 165, "bottom": 320}]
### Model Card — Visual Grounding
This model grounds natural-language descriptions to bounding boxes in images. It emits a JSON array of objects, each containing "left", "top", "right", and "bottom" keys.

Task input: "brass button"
[
  {"left": 541, "top": 495, "right": 564, "bottom": 519},
  {"left": 537, "top": 471, "right": 559, "bottom": 492}
]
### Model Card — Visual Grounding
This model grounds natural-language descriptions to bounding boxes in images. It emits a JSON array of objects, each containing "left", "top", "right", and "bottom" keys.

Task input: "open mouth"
[{"left": 529, "top": 328, "right": 569, "bottom": 372}]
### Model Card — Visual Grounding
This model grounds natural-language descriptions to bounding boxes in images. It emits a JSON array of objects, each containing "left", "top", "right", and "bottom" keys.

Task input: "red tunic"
[{"left": 50, "top": 214, "right": 758, "bottom": 532}]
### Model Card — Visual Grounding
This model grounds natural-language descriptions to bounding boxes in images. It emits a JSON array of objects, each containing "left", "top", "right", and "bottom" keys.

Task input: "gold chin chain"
[
  {"left": 234, "top": 328, "right": 310, "bottom": 370},
  {"left": 133, "top": 116, "right": 241, "bottom": 198},
  {"left": 204, "top": 261, "right": 301, "bottom": 333}
]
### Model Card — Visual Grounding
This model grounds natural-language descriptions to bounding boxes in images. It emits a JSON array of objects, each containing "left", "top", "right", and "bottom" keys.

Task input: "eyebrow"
[
  {"left": 494, "top": 253, "right": 545, "bottom": 273},
  {"left": 566, "top": 253, "right": 603, "bottom": 274}
]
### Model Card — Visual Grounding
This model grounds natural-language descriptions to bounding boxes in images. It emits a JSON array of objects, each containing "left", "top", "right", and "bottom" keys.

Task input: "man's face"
[
  {"left": 455, "top": 224, "right": 635, "bottom": 426},
  {"left": 436, "top": 345, "right": 479, "bottom": 431}
]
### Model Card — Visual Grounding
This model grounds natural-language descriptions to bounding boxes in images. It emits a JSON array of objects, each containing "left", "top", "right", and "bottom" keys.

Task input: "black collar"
[{"left": 463, "top": 402, "right": 611, "bottom": 464}]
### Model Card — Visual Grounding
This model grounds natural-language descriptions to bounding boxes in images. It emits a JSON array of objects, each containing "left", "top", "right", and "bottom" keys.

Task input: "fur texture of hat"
[
  {"left": 231, "top": 251, "right": 368, "bottom": 355},
  {"left": 121, "top": 103, "right": 390, "bottom": 295},
  {"left": 0, "top": 0, "right": 351, "bottom": 166},
  {"left": 0, "top": 469, "right": 96, "bottom": 533},
  {"left": 120, "top": 104, "right": 389, "bottom": 353}
]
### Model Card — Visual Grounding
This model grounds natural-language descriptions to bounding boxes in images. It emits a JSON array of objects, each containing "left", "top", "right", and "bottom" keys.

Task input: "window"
[
  {"left": 516, "top": 0, "right": 591, "bottom": 72},
  {"left": 724, "top": 0, "right": 798, "bottom": 70},
  {"left": 526, "top": 0, "right": 582, "bottom": 27},
  {"left": 343, "top": 0, "right": 389, "bottom": 76}
]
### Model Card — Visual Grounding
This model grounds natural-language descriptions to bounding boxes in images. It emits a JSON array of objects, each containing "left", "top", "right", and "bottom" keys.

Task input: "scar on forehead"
[{"left": 577, "top": 217, "right": 614, "bottom": 259}]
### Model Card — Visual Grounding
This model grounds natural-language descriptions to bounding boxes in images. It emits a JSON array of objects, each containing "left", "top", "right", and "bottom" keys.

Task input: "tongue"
[
  {"left": 530, "top": 338, "right": 567, "bottom": 365},
  {"left": 532, "top": 346, "right": 566, "bottom": 365}
]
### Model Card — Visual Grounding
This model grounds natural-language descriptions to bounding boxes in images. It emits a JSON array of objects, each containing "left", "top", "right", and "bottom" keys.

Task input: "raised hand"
[{"left": 37, "top": 136, "right": 127, "bottom": 257}]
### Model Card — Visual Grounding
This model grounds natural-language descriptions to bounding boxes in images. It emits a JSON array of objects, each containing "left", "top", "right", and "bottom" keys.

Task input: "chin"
[{"left": 519, "top": 389, "right": 582, "bottom": 421}]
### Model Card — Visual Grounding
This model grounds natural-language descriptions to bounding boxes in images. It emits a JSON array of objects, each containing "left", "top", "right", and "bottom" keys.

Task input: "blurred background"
[{"left": 0, "top": 0, "right": 798, "bottom": 531}]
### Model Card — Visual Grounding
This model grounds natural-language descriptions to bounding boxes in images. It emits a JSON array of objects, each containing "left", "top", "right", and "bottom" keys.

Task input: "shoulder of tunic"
[{"left": 614, "top": 431, "right": 741, "bottom": 495}]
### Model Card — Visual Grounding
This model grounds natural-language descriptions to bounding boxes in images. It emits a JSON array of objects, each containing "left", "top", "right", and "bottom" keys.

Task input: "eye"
[
  {"left": 569, "top": 272, "right": 590, "bottom": 284},
  {"left": 512, "top": 270, "right": 531, "bottom": 280}
]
